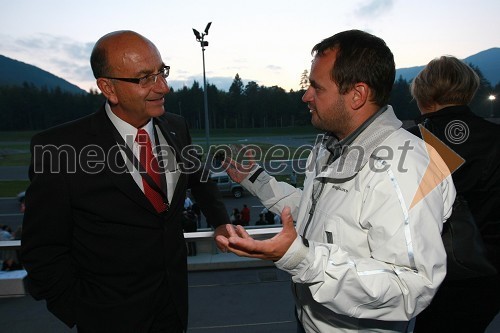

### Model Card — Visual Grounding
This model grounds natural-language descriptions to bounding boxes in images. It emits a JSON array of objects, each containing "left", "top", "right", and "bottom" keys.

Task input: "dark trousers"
[{"left": 414, "top": 274, "right": 500, "bottom": 333}]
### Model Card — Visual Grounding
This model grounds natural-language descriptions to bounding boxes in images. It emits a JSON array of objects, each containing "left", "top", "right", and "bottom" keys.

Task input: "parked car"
[{"left": 209, "top": 171, "right": 245, "bottom": 198}]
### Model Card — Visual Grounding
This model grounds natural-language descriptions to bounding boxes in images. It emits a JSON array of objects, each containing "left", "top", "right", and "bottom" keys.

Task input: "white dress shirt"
[{"left": 105, "top": 102, "right": 179, "bottom": 202}]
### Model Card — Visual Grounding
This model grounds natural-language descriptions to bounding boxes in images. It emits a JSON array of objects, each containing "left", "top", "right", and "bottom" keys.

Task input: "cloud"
[
  {"left": 355, "top": 0, "right": 394, "bottom": 17},
  {"left": 0, "top": 33, "right": 94, "bottom": 88},
  {"left": 266, "top": 65, "right": 282, "bottom": 71},
  {"left": 13, "top": 33, "right": 91, "bottom": 61}
]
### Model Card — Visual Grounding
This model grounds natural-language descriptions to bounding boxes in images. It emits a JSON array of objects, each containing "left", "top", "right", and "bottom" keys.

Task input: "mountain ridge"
[
  {"left": 0, "top": 54, "right": 86, "bottom": 94},
  {"left": 1, "top": 47, "right": 499, "bottom": 94},
  {"left": 396, "top": 47, "right": 500, "bottom": 85}
]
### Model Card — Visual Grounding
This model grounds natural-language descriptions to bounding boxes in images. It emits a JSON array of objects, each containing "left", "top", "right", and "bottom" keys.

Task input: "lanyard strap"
[{"left": 110, "top": 122, "right": 169, "bottom": 205}]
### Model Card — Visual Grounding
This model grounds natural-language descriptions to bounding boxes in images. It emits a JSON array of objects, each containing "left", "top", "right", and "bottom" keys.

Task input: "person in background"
[
  {"left": 216, "top": 29, "right": 455, "bottom": 333},
  {"left": 17, "top": 191, "right": 26, "bottom": 213},
  {"left": 182, "top": 209, "right": 198, "bottom": 256},
  {"left": 21, "top": 30, "right": 230, "bottom": 333},
  {"left": 184, "top": 194, "right": 193, "bottom": 210},
  {"left": 409, "top": 55, "right": 500, "bottom": 333},
  {"left": 191, "top": 201, "right": 203, "bottom": 228},
  {"left": 261, "top": 207, "right": 275, "bottom": 225},
  {"left": 241, "top": 204, "right": 250, "bottom": 226},
  {"left": 230, "top": 208, "right": 242, "bottom": 226},
  {"left": 0, "top": 224, "right": 20, "bottom": 271},
  {"left": 289, "top": 171, "right": 297, "bottom": 187},
  {"left": 255, "top": 213, "right": 267, "bottom": 226}
]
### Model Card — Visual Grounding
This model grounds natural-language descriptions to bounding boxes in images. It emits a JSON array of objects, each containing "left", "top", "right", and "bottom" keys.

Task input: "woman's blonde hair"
[{"left": 410, "top": 56, "right": 479, "bottom": 109}]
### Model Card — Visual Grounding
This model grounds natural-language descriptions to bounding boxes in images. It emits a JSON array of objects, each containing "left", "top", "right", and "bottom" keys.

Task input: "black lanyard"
[
  {"left": 302, "top": 106, "right": 388, "bottom": 238},
  {"left": 110, "top": 122, "right": 169, "bottom": 206}
]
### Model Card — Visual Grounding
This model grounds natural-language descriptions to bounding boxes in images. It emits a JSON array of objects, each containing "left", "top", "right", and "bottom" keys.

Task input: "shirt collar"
[
  {"left": 322, "top": 105, "right": 388, "bottom": 156},
  {"left": 105, "top": 101, "right": 154, "bottom": 145}
]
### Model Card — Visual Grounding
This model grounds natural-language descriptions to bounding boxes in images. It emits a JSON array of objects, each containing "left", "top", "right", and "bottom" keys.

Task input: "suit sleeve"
[
  {"left": 190, "top": 176, "right": 231, "bottom": 228},
  {"left": 20, "top": 133, "right": 77, "bottom": 328},
  {"left": 177, "top": 118, "right": 231, "bottom": 228}
]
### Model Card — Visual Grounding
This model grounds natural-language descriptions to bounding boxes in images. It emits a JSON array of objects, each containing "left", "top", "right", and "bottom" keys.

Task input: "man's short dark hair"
[
  {"left": 312, "top": 29, "right": 395, "bottom": 106},
  {"left": 90, "top": 44, "right": 109, "bottom": 79}
]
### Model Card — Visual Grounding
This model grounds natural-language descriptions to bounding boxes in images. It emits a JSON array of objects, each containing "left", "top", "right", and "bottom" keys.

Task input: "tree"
[
  {"left": 244, "top": 81, "right": 260, "bottom": 127},
  {"left": 228, "top": 74, "right": 244, "bottom": 128},
  {"left": 389, "top": 75, "right": 419, "bottom": 120},
  {"left": 207, "top": 83, "right": 225, "bottom": 129},
  {"left": 2, "top": 69, "right": 495, "bottom": 132},
  {"left": 300, "top": 69, "right": 309, "bottom": 90},
  {"left": 469, "top": 64, "right": 497, "bottom": 118}
]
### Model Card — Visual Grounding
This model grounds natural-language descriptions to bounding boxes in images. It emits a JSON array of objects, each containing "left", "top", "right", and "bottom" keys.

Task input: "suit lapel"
[
  {"left": 154, "top": 116, "right": 188, "bottom": 212},
  {"left": 89, "top": 108, "right": 159, "bottom": 215}
]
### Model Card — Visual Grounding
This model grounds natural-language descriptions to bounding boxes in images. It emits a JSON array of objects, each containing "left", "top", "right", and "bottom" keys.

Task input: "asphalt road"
[
  {"left": 0, "top": 191, "right": 296, "bottom": 333},
  {"left": 0, "top": 179, "right": 268, "bottom": 233},
  {"left": 0, "top": 198, "right": 23, "bottom": 231},
  {"left": 2, "top": 263, "right": 500, "bottom": 333},
  {"left": 0, "top": 166, "right": 28, "bottom": 180},
  {"left": 0, "top": 267, "right": 297, "bottom": 333}
]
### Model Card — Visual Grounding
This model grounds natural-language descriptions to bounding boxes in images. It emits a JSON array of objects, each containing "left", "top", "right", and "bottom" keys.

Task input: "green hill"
[{"left": 0, "top": 54, "right": 86, "bottom": 95}]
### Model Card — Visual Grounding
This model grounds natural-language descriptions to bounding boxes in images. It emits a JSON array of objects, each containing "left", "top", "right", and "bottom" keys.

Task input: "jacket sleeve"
[
  {"left": 190, "top": 175, "right": 231, "bottom": 228},
  {"left": 20, "top": 134, "right": 77, "bottom": 328},
  {"left": 242, "top": 152, "right": 456, "bottom": 321},
  {"left": 177, "top": 118, "right": 231, "bottom": 228},
  {"left": 240, "top": 166, "right": 304, "bottom": 220}
]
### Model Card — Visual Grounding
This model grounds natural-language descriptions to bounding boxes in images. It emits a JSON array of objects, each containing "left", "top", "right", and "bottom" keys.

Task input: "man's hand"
[
  {"left": 215, "top": 206, "right": 297, "bottom": 262},
  {"left": 214, "top": 224, "right": 231, "bottom": 252},
  {"left": 222, "top": 158, "right": 256, "bottom": 184}
]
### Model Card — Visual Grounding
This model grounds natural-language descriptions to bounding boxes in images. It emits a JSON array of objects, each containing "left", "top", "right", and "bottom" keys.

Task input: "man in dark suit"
[{"left": 20, "top": 30, "right": 230, "bottom": 333}]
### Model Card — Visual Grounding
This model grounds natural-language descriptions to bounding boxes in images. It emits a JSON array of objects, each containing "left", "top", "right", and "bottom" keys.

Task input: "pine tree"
[{"left": 299, "top": 69, "right": 309, "bottom": 90}]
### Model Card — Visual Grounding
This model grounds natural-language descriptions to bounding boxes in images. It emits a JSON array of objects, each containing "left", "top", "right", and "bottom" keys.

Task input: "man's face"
[
  {"left": 302, "top": 48, "right": 352, "bottom": 138},
  {"left": 103, "top": 35, "right": 170, "bottom": 128}
]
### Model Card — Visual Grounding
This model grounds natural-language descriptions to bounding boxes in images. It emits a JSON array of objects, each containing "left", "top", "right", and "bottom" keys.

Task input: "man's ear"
[
  {"left": 351, "top": 83, "right": 369, "bottom": 110},
  {"left": 96, "top": 78, "right": 118, "bottom": 104}
]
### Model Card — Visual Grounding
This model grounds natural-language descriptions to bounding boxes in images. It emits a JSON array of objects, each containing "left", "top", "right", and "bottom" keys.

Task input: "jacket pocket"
[
  {"left": 325, "top": 231, "right": 333, "bottom": 244},
  {"left": 322, "top": 213, "right": 343, "bottom": 246}
]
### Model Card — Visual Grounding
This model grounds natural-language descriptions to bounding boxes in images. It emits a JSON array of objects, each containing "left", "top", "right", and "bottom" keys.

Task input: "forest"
[{"left": 0, "top": 68, "right": 498, "bottom": 132}]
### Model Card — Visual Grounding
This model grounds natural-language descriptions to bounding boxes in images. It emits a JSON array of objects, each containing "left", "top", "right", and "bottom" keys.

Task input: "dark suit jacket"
[{"left": 20, "top": 107, "right": 230, "bottom": 332}]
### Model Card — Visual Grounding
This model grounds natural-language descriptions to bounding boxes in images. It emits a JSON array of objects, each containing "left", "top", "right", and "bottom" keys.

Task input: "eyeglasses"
[{"left": 104, "top": 66, "right": 170, "bottom": 88}]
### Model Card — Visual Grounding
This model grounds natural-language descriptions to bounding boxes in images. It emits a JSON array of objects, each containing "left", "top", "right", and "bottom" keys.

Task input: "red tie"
[{"left": 135, "top": 129, "right": 168, "bottom": 213}]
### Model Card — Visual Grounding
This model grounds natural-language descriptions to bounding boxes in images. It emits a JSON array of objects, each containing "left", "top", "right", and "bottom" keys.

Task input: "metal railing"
[
  {"left": 0, "top": 225, "right": 282, "bottom": 250},
  {"left": 0, "top": 240, "right": 20, "bottom": 250}
]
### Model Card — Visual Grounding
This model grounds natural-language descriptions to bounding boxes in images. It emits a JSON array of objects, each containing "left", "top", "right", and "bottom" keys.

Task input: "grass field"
[
  {"left": 189, "top": 125, "right": 319, "bottom": 137},
  {"left": 0, "top": 131, "right": 35, "bottom": 167},
  {"left": 0, "top": 180, "right": 30, "bottom": 197},
  {"left": 0, "top": 127, "right": 319, "bottom": 167},
  {"left": 0, "top": 127, "right": 317, "bottom": 141},
  {"left": 0, "top": 127, "right": 314, "bottom": 197},
  {"left": 0, "top": 131, "right": 38, "bottom": 142}
]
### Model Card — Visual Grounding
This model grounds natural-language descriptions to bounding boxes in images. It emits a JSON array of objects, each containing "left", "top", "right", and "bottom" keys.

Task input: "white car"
[{"left": 209, "top": 171, "right": 245, "bottom": 198}]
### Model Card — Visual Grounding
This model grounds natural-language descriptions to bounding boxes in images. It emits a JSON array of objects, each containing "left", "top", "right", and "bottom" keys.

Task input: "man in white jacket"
[{"left": 215, "top": 30, "right": 456, "bottom": 333}]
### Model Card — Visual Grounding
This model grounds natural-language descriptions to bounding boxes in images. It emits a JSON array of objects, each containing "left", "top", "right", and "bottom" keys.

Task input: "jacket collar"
[
  {"left": 316, "top": 105, "right": 402, "bottom": 181},
  {"left": 88, "top": 105, "right": 188, "bottom": 217},
  {"left": 414, "top": 105, "right": 473, "bottom": 124}
]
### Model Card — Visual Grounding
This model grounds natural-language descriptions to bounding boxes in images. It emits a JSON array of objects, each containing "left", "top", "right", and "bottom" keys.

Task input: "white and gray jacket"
[{"left": 241, "top": 106, "right": 456, "bottom": 333}]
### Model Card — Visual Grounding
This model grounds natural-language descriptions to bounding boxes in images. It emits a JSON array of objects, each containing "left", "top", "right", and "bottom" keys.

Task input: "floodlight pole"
[{"left": 192, "top": 22, "right": 212, "bottom": 149}]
